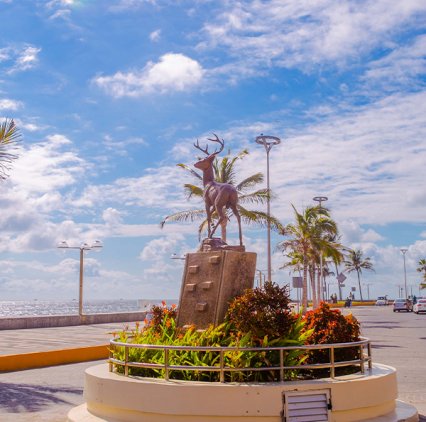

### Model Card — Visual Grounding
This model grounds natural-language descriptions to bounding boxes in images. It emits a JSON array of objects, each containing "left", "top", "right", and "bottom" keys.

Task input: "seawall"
[{"left": 0, "top": 311, "right": 147, "bottom": 330}]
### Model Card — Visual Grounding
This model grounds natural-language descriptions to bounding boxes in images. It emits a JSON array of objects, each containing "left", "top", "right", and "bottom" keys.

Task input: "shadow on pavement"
[
  {"left": 0, "top": 382, "right": 82, "bottom": 413},
  {"left": 371, "top": 344, "right": 401, "bottom": 349}
]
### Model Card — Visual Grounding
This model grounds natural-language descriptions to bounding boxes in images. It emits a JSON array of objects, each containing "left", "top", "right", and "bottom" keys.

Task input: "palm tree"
[
  {"left": 0, "top": 119, "right": 21, "bottom": 180},
  {"left": 417, "top": 259, "right": 426, "bottom": 290},
  {"left": 161, "top": 149, "right": 283, "bottom": 240},
  {"left": 278, "top": 205, "right": 342, "bottom": 311},
  {"left": 344, "top": 249, "right": 375, "bottom": 301}
]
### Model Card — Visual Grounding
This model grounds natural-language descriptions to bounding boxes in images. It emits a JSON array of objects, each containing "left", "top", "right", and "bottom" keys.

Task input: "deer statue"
[{"left": 194, "top": 134, "right": 243, "bottom": 246}]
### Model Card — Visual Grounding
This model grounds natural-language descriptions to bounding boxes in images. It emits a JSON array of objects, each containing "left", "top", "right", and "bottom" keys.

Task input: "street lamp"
[
  {"left": 364, "top": 283, "right": 372, "bottom": 300},
  {"left": 58, "top": 240, "right": 103, "bottom": 316},
  {"left": 171, "top": 253, "right": 186, "bottom": 261},
  {"left": 256, "top": 269, "right": 267, "bottom": 288},
  {"left": 400, "top": 248, "right": 408, "bottom": 299},
  {"left": 255, "top": 134, "right": 281, "bottom": 283},
  {"left": 313, "top": 196, "right": 328, "bottom": 302}
]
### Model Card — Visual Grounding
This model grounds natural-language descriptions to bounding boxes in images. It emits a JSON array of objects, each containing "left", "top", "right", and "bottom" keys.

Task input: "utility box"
[{"left": 177, "top": 250, "right": 257, "bottom": 328}]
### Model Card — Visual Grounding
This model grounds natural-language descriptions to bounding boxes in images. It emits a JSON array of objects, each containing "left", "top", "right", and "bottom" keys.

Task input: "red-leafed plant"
[
  {"left": 226, "top": 281, "right": 297, "bottom": 342},
  {"left": 303, "top": 302, "right": 360, "bottom": 373},
  {"left": 149, "top": 301, "right": 178, "bottom": 332}
]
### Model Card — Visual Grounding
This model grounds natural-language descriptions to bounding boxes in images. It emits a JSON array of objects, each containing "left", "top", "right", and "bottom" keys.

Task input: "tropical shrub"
[
  {"left": 112, "top": 294, "right": 310, "bottom": 382},
  {"left": 302, "top": 302, "right": 360, "bottom": 375},
  {"left": 111, "top": 293, "right": 362, "bottom": 382},
  {"left": 226, "top": 281, "right": 296, "bottom": 341}
]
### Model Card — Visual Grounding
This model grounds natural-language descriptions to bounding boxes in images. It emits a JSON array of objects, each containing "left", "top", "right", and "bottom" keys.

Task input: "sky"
[{"left": 0, "top": 0, "right": 425, "bottom": 304}]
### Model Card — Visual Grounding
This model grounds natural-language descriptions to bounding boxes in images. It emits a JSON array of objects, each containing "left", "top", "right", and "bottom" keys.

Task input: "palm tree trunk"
[
  {"left": 309, "top": 266, "right": 317, "bottom": 309},
  {"left": 357, "top": 271, "right": 363, "bottom": 301},
  {"left": 316, "top": 265, "right": 322, "bottom": 305},
  {"left": 302, "top": 259, "right": 308, "bottom": 312}
]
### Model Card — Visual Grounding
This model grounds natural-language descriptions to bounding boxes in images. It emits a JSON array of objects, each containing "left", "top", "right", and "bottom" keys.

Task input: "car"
[
  {"left": 375, "top": 296, "right": 389, "bottom": 306},
  {"left": 413, "top": 298, "right": 426, "bottom": 314},
  {"left": 393, "top": 298, "right": 413, "bottom": 312}
]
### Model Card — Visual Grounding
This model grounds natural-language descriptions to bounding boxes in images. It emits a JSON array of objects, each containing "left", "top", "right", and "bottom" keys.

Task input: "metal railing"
[{"left": 109, "top": 337, "right": 372, "bottom": 383}]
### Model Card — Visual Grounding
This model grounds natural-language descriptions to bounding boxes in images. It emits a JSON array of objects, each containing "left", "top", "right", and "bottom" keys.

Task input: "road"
[
  {"left": 0, "top": 306, "right": 424, "bottom": 421},
  {"left": 345, "top": 305, "right": 426, "bottom": 419}
]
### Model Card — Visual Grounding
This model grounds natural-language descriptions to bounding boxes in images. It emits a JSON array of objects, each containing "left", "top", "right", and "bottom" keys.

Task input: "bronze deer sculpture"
[{"left": 194, "top": 134, "right": 243, "bottom": 246}]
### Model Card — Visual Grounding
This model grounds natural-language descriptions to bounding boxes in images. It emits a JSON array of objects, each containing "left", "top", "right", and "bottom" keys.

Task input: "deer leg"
[
  {"left": 230, "top": 205, "right": 243, "bottom": 246},
  {"left": 210, "top": 205, "right": 226, "bottom": 238},
  {"left": 205, "top": 203, "right": 213, "bottom": 238},
  {"left": 220, "top": 218, "right": 227, "bottom": 243}
]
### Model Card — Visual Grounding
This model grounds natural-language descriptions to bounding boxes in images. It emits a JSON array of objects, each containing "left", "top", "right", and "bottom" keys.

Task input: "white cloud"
[
  {"left": 139, "top": 234, "right": 185, "bottom": 261},
  {"left": 198, "top": 0, "right": 426, "bottom": 70},
  {"left": 93, "top": 53, "right": 204, "bottom": 97},
  {"left": 0, "top": 44, "right": 41, "bottom": 74},
  {"left": 262, "top": 91, "right": 426, "bottom": 225},
  {"left": 13, "top": 133, "right": 86, "bottom": 193},
  {"left": 9, "top": 45, "right": 41, "bottom": 73},
  {"left": 361, "top": 34, "right": 426, "bottom": 92},
  {"left": 102, "top": 134, "right": 147, "bottom": 156},
  {"left": 149, "top": 29, "right": 161, "bottom": 42},
  {"left": 340, "top": 220, "right": 384, "bottom": 244},
  {"left": 0, "top": 98, "right": 22, "bottom": 111}
]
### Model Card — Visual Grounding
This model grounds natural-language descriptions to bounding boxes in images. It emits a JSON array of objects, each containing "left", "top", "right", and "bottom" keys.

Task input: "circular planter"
[{"left": 68, "top": 363, "right": 418, "bottom": 421}]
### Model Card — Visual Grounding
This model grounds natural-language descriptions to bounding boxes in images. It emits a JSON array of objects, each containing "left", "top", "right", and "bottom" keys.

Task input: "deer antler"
[
  {"left": 206, "top": 133, "right": 224, "bottom": 155},
  {"left": 194, "top": 139, "right": 210, "bottom": 155}
]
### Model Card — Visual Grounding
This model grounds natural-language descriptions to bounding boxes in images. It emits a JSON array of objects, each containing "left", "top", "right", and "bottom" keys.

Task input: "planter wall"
[{"left": 68, "top": 363, "right": 417, "bottom": 422}]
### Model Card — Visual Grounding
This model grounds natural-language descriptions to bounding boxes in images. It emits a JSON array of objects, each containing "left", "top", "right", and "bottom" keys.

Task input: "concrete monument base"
[
  {"left": 68, "top": 363, "right": 418, "bottom": 422},
  {"left": 176, "top": 249, "right": 256, "bottom": 328}
]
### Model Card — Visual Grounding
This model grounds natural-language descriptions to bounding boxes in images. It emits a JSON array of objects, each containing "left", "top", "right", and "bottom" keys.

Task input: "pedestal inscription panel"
[{"left": 176, "top": 250, "right": 256, "bottom": 328}]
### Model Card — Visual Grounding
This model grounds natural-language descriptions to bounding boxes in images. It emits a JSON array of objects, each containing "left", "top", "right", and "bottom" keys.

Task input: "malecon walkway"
[{"left": 0, "top": 309, "right": 425, "bottom": 421}]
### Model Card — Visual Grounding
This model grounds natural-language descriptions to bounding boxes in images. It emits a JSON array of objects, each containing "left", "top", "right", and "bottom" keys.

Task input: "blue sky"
[{"left": 0, "top": 0, "right": 425, "bottom": 303}]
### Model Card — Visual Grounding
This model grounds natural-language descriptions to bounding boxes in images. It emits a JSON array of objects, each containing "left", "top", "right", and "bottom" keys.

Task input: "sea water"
[{"left": 0, "top": 299, "right": 178, "bottom": 317}]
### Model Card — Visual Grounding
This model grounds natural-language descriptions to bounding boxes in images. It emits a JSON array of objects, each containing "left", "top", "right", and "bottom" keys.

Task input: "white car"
[
  {"left": 375, "top": 296, "right": 389, "bottom": 306},
  {"left": 413, "top": 299, "right": 426, "bottom": 314}
]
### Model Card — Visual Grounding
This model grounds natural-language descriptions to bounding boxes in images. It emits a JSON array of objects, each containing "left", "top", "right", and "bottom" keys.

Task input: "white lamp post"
[
  {"left": 58, "top": 240, "right": 103, "bottom": 316},
  {"left": 255, "top": 134, "right": 281, "bottom": 283},
  {"left": 400, "top": 248, "right": 408, "bottom": 299},
  {"left": 313, "top": 196, "right": 328, "bottom": 302}
]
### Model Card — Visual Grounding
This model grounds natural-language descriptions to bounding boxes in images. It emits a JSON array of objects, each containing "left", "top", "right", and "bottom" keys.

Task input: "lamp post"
[
  {"left": 364, "top": 283, "right": 372, "bottom": 300},
  {"left": 313, "top": 196, "right": 328, "bottom": 302},
  {"left": 255, "top": 134, "right": 281, "bottom": 283},
  {"left": 58, "top": 240, "right": 103, "bottom": 316},
  {"left": 256, "top": 269, "right": 268, "bottom": 288},
  {"left": 400, "top": 248, "right": 408, "bottom": 299}
]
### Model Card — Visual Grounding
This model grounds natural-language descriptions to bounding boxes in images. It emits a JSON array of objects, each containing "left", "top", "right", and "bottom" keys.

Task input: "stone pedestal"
[{"left": 176, "top": 250, "right": 257, "bottom": 328}]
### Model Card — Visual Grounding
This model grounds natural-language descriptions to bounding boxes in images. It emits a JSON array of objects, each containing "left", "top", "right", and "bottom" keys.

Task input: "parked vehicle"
[
  {"left": 413, "top": 299, "right": 426, "bottom": 314},
  {"left": 393, "top": 298, "right": 413, "bottom": 312},
  {"left": 375, "top": 296, "right": 389, "bottom": 306}
]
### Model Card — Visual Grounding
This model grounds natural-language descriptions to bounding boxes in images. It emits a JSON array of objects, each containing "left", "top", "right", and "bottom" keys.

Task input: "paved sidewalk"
[{"left": 0, "top": 322, "right": 129, "bottom": 356}]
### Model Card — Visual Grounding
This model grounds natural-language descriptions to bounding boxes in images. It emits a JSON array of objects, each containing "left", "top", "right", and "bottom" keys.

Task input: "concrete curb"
[{"left": 0, "top": 344, "right": 109, "bottom": 372}]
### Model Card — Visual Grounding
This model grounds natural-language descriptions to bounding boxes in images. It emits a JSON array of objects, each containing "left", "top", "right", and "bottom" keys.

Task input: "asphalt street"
[
  {"left": 0, "top": 306, "right": 424, "bottom": 421},
  {"left": 345, "top": 306, "right": 426, "bottom": 420}
]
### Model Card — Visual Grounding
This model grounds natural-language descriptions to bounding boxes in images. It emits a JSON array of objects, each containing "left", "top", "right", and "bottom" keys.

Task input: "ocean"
[{"left": 0, "top": 299, "right": 178, "bottom": 318}]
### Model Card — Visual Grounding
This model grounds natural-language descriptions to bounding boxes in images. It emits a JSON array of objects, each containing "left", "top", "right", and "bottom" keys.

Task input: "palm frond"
[
  {"left": 237, "top": 206, "right": 284, "bottom": 232},
  {"left": 236, "top": 172, "right": 264, "bottom": 192},
  {"left": 238, "top": 188, "right": 270, "bottom": 205},
  {"left": 198, "top": 219, "right": 209, "bottom": 241},
  {"left": 176, "top": 163, "right": 202, "bottom": 181},
  {"left": 160, "top": 209, "right": 205, "bottom": 228},
  {"left": 0, "top": 119, "right": 21, "bottom": 180},
  {"left": 183, "top": 184, "right": 203, "bottom": 199}
]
